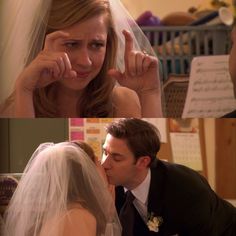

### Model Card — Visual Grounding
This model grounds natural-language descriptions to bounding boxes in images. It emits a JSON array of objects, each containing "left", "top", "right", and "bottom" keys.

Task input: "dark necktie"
[{"left": 119, "top": 190, "right": 136, "bottom": 236}]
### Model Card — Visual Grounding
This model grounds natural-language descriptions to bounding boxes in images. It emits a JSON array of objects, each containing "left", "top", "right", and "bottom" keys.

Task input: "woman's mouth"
[{"left": 76, "top": 71, "right": 90, "bottom": 79}]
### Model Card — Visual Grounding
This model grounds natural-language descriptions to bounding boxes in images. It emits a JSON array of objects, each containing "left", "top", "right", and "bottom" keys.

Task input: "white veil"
[
  {"left": 0, "top": 0, "right": 53, "bottom": 104},
  {"left": 3, "top": 142, "right": 121, "bottom": 236},
  {"left": 0, "top": 0, "right": 163, "bottom": 106},
  {"left": 109, "top": 0, "right": 157, "bottom": 72}
]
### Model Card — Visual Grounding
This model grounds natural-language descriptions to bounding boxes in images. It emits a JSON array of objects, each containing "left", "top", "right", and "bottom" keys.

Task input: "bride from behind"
[{"left": 3, "top": 142, "right": 121, "bottom": 236}]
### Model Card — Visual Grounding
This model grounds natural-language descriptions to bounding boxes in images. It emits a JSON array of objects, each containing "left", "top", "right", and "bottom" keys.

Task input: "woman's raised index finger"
[
  {"left": 44, "top": 31, "right": 70, "bottom": 51},
  {"left": 123, "top": 30, "right": 134, "bottom": 56}
]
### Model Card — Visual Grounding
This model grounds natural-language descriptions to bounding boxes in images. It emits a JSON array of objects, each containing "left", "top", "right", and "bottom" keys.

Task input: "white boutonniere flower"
[{"left": 146, "top": 212, "right": 163, "bottom": 232}]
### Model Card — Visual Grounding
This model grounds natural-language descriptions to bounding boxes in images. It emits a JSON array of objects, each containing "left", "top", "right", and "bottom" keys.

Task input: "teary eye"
[
  {"left": 65, "top": 41, "right": 78, "bottom": 48},
  {"left": 90, "top": 40, "right": 106, "bottom": 50},
  {"left": 92, "top": 42, "right": 105, "bottom": 48}
]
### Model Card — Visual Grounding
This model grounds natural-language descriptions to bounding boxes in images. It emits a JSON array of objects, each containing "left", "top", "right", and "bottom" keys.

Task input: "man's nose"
[{"left": 101, "top": 155, "right": 110, "bottom": 168}]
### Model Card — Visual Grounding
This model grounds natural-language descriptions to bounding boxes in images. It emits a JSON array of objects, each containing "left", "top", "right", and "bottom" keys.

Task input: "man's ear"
[{"left": 136, "top": 156, "right": 151, "bottom": 169}]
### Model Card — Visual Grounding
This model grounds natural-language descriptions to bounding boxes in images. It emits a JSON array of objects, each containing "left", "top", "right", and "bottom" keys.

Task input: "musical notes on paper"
[{"left": 182, "top": 55, "right": 236, "bottom": 117}]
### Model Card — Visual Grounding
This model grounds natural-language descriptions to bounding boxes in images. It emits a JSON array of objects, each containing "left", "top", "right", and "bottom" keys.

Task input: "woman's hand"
[
  {"left": 108, "top": 30, "right": 161, "bottom": 95},
  {"left": 108, "top": 30, "right": 163, "bottom": 117},
  {"left": 15, "top": 31, "right": 77, "bottom": 93}
]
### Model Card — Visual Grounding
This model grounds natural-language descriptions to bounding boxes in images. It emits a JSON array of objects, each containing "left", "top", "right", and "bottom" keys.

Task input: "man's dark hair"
[{"left": 106, "top": 118, "right": 161, "bottom": 164}]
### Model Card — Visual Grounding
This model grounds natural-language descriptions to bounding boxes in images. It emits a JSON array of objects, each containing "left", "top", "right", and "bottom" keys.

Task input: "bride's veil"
[
  {"left": 0, "top": 0, "right": 163, "bottom": 106},
  {"left": 3, "top": 142, "right": 121, "bottom": 236},
  {"left": 0, "top": 0, "right": 52, "bottom": 104},
  {"left": 109, "top": 0, "right": 158, "bottom": 72}
]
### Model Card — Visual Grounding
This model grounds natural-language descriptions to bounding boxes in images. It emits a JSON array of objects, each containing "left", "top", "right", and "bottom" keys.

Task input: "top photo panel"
[{"left": 0, "top": 0, "right": 235, "bottom": 118}]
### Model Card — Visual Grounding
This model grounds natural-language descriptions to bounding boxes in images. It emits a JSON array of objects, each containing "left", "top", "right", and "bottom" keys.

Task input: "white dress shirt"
[{"left": 124, "top": 169, "right": 151, "bottom": 223}]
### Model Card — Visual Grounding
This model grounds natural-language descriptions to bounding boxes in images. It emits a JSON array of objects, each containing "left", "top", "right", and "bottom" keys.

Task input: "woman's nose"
[{"left": 76, "top": 48, "right": 92, "bottom": 67}]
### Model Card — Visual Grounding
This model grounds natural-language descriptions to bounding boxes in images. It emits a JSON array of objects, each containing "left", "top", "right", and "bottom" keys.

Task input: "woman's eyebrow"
[
  {"left": 62, "top": 38, "right": 81, "bottom": 42},
  {"left": 62, "top": 38, "right": 106, "bottom": 43}
]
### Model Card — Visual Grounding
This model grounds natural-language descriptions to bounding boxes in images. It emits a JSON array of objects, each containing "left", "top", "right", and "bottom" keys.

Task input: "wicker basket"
[{"left": 163, "top": 75, "right": 189, "bottom": 117}]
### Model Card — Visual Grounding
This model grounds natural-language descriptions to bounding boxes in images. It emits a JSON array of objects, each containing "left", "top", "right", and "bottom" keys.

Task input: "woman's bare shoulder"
[
  {"left": 63, "top": 207, "right": 97, "bottom": 236},
  {"left": 67, "top": 207, "right": 96, "bottom": 222},
  {"left": 39, "top": 207, "right": 96, "bottom": 236},
  {"left": 112, "top": 86, "right": 141, "bottom": 117}
]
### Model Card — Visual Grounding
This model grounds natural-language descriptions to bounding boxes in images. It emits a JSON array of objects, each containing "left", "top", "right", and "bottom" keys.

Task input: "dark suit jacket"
[{"left": 115, "top": 160, "right": 236, "bottom": 236}]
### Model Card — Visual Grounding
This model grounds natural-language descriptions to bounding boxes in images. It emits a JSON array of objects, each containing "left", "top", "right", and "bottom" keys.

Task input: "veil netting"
[
  {"left": 3, "top": 142, "right": 121, "bottom": 236},
  {"left": 0, "top": 0, "right": 53, "bottom": 105},
  {"left": 0, "top": 0, "right": 164, "bottom": 111}
]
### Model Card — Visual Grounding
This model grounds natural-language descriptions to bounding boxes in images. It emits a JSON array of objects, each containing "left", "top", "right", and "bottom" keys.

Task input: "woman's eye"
[
  {"left": 91, "top": 42, "right": 105, "bottom": 49},
  {"left": 65, "top": 42, "right": 77, "bottom": 48}
]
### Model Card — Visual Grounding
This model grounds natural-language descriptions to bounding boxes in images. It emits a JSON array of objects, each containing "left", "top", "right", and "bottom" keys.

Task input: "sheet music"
[{"left": 182, "top": 55, "right": 236, "bottom": 117}]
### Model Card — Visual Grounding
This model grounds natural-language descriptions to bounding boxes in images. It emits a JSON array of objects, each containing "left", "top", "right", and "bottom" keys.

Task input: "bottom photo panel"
[{"left": 0, "top": 118, "right": 236, "bottom": 236}]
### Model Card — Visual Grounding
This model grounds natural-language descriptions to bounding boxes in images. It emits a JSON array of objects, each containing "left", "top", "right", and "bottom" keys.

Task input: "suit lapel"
[
  {"left": 148, "top": 159, "right": 166, "bottom": 219},
  {"left": 147, "top": 160, "right": 168, "bottom": 235}
]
